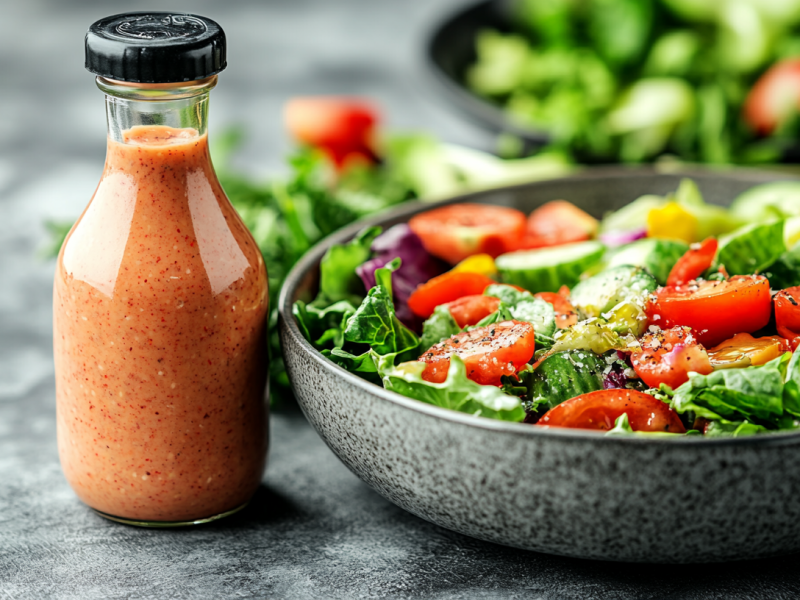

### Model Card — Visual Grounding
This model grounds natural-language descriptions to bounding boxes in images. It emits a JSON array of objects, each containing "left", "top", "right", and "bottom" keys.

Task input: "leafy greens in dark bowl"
[
  {"left": 279, "top": 168, "right": 800, "bottom": 563},
  {"left": 426, "top": 0, "right": 800, "bottom": 163}
]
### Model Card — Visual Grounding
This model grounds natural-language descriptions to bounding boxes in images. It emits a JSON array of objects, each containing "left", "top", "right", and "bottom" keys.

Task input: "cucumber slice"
[
  {"left": 569, "top": 265, "right": 657, "bottom": 318},
  {"left": 715, "top": 220, "right": 786, "bottom": 275},
  {"left": 730, "top": 181, "right": 800, "bottom": 221},
  {"left": 607, "top": 238, "right": 689, "bottom": 285},
  {"left": 517, "top": 350, "right": 607, "bottom": 412},
  {"left": 496, "top": 241, "right": 605, "bottom": 293}
]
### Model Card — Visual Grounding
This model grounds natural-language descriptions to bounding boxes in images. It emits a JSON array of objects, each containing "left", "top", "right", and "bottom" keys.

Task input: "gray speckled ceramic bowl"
[{"left": 279, "top": 167, "right": 800, "bottom": 563}]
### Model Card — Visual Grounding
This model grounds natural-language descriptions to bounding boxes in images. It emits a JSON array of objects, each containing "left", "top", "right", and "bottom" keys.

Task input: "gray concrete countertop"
[{"left": 3, "top": 1, "right": 800, "bottom": 597}]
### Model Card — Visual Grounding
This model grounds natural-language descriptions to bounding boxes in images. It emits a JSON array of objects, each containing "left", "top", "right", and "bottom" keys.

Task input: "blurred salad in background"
[
  {"left": 467, "top": 0, "right": 800, "bottom": 163},
  {"left": 43, "top": 97, "right": 572, "bottom": 403}
]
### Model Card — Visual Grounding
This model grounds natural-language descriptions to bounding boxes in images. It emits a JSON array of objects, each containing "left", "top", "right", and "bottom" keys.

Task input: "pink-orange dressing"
[{"left": 54, "top": 126, "right": 269, "bottom": 522}]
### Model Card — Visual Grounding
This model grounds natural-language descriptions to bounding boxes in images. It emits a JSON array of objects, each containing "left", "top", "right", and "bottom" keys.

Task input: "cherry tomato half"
[
  {"left": 408, "top": 271, "right": 496, "bottom": 318},
  {"left": 666, "top": 238, "right": 718, "bottom": 287},
  {"left": 514, "top": 200, "right": 598, "bottom": 250},
  {"left": 743, "top": 59, "right": 800, "bottom": 136},
  {"left": 536, "top": 389, "right": 686, "bottom": 433},
  {"left": 630, "top": 326, "right": 712, "bottom": 390},
  {"left": 535, "top": 286, "right": 577, "bottom": 329},
  {"left": 284, "top": 97, "right": 378, "bottom": 168},
  {"left": 408, "top": 204, "right": 527, "bottom": 264},
  {"left": 442, "top": 295, "right": 501, "bottom": 328},
  {"left": 774, "top": 287, "right": 800, "bottom": 350},
  {"left": 646, "top": 276, "right": 771, "bottom": 347},
  {"left": 418, "top": 320, "right": 535, "bottom": 385}
]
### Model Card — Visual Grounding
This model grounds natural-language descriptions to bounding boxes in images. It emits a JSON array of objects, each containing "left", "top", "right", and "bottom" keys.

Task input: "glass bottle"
[{"left": 53, "top": 13, "right": 269, "bottom": 526}]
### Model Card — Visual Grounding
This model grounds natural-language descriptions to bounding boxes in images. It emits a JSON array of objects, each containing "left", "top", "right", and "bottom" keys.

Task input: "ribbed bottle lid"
[{"left": 85, "top": 12, "right": 226, "bottom": 83}]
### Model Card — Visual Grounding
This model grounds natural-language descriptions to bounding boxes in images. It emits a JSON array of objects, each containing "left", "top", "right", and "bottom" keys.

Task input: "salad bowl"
[{"left": 279, "top": 167, "right": 800, "bottom": 563}]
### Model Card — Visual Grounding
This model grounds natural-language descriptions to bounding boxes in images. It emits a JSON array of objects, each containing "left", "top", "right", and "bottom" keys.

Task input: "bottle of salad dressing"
[{"left": 54, "top": 13, "right": 269, "bottom": 526}]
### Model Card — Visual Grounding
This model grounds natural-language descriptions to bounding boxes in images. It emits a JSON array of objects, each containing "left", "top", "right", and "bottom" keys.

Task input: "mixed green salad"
[
  {"left": 295, "top": 177, "right": 800, "bottom": 436},
  {"left": 467, "top": 0, "right": 800, "bottom": 164}
]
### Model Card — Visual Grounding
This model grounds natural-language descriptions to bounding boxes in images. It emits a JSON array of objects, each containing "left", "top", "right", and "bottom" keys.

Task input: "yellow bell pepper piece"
[
  {"left": 646, "top": 202, "right": 698, "bottom": 243},
  {"left": 451, "top": 253, "right": 497, "bottom": 277}
]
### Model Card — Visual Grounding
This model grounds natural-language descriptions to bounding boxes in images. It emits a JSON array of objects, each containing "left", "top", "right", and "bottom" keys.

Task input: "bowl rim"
[
  {"left": 278, "top": 166, "right": 800, "bottom": 448},
  {"left": 423, "top": 0, "right": 550, "bottom": 144}
]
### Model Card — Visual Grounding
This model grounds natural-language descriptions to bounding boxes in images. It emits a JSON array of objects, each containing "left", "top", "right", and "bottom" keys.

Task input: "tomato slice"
[
  {"left": 443, "top": 295, "right": 501, "bottom": 328},
  {"left": 646, "top": 276, "right": 771, "bottom": 347},
  {"left": 775, "top": 287, "right": 800, "bottom": 331},
  {"left": 408, "top": 204, "right": 527, "bottom": 264},
  {"left": 514, "top": 200, "right": 598, "bottom": 250},
  {"left": 535, "top": 286, "right": 578, "bottom": 328},
  {"left": 536, "top": 389, "right": 686, "bottom": 433},
  {"left": 743, "top": 59, "right": 800, "bottom": 135},
  {"left": 774, "top": 287, "right": 800, "bottom": 350},
  {"left": 284, "top": 97, "right": 378, "bottom": 168},
  {"left": 408, "top": 271, "right": 496, "bottom": 318},
  {"left": 418, "top": 320, "right": 535, "bottom": 385},
  {"left": 630, "top": 326, "right": 712, "bottom": 389},
  {"left": 666, "top": 238, "right": 718, "bottom": 286}
]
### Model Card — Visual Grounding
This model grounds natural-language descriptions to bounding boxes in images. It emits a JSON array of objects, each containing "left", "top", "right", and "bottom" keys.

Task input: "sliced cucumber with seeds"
[
  {"left": 516, "top": 350, "right": 607, "bottom": 413},
  {"left": 496, "top": 241, "right": 605, "bottom": 293},
  {"left": 715, "top": 220, "right": 785, "bottom": 276},
  {"left": 607, "top": 238, "right": 689, "bottom": 285},
  {"left": 570, "top": 265, "right": 657, "bottom": 318}
]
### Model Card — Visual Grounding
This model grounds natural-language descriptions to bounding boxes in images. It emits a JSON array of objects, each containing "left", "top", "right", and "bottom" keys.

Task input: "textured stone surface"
[{"left": 4, "top": 0, "right": 800, "bottom": 597}]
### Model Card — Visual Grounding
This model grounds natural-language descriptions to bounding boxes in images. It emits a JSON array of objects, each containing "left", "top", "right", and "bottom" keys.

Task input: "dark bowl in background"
[
  {"left": 426, "top": 0, "right": 550, "bottom": 150},
  {"left": 279, "top": 167, "right": 800, "bottom": 563}
]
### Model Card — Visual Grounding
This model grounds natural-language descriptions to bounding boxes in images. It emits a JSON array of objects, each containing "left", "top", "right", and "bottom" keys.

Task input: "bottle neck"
[{"left": 97, "top": 76, "right": 217, "bottom": 142}]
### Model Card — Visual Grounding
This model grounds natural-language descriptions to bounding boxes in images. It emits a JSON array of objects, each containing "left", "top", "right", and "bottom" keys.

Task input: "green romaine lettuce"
[
  {"left": 317, "top": 226, "right": 382, "bottom": 305},
  {"left": 342, "top": 258, "right": 420, "bottom": 361},
  {"left": 671, "top": 353, "right": 791, "bottom": 425},
  {"left": 377, "top": 355, "right": 525, "bottom": 422},
  {"left": 420, "top": 305, "right": 460, "bottom": 352}
]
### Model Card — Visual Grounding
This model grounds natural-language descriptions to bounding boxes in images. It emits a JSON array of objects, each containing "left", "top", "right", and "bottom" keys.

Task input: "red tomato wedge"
[
  {"left": 418, "top": 320, "right": 535, "bottom": 385},
  {"left": 646, "top": 276, "right": 771, "bottom": 347},
  {"left": 515, "top": 200, "right": 598, "bottom": 250},
  {"left": 774, "top": 287, "right": 800, "bottom": 350},
  {"left": 535, "top": 286, "right": 577, "bottom": 329},
  {"left": 743, "top": 59, "right": 800, "bottom": 136},
  {"left": 408, "top": 204, "right": 527, "bottom": 264},
  {"left": 408, "top": 271, "right": 496, "bottom": 318},
  {"left": 537, "top": 389, "right": 686, "bottom": 433},
  {"left": 666, "top": 238, "right": 718, "bottom": 286},
  {"left": 284, "top": 97, "right": 378, "bottom": 168},
  {"left": 442, "top": 295, "right": 501, "bottom": 328},
  {"left": 630, "top": 326, "right": 712, "bottom": 389}
]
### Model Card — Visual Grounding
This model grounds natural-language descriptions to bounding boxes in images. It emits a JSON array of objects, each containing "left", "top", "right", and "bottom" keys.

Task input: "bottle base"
[{"left": 92, "top": 501, "right": 248, "bottom": 528}]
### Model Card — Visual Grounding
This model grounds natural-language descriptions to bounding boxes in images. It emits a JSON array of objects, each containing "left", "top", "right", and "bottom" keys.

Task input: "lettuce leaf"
[
  {"left": 338, "top": 258, "right": 420, "bottom": 369},
  {"left": 419, "top": 305, "right": 460, "bottom": 352},
  {"left": 316, "top": 226, "right": 382, "bottom": 306},
  {"left": 293, "top": 299, "right": 358, "bottom": 350},
  {"left": 377, "top": 354, "right": 525, "bottom": 422},
  {"left": 671, "top": 353, "right": 791, "bottom": 425}
]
